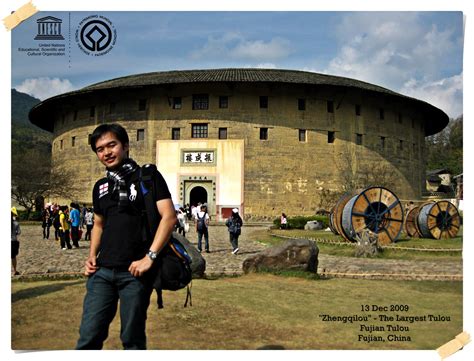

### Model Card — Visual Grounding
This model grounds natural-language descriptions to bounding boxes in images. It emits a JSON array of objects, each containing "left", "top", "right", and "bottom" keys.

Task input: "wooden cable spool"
[
  {"left": 417, "top": 200, "right": 461, "bottom": 239},
  {"left": 328, "top": 205, "right": 338, "bottom": 235},
  {"left": 404, "top": 206, "right": 422, "bottom": 238},
  {"left": 341, "top": 186, "right": 404, "bottom": 245},
  {"left": 330, "top": 193, "right": 353, "bottom": 242}
]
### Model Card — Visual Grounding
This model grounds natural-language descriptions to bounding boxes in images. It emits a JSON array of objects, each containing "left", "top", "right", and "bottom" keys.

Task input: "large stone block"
[{"left": 242, "top": 239, "right": 319, "bottom": 274}]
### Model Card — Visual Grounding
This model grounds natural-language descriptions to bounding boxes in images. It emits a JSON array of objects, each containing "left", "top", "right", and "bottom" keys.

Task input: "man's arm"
[
  {"left": 84, "top": 213, "right": 104, "bottom": 276},
  {"left": 128, "top": 198, "right": 177, "bottom": 277}
]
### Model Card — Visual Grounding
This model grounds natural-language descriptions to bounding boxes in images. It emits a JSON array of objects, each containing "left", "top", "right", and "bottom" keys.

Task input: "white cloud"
[
  {"left": 191, "top": 33, "right": 292, "bottom": 62},
  {"left": 15, "top": 77, "right": 75, "bottom": 100},
  {"left": 323, "top": 13, "right": 463, "bottom": 118},
  {"left": 400, "top": 73, "right": 463, "bottom": 119},
  {"left": 254, "top": 63, "right": 277, "bottom": 69}
]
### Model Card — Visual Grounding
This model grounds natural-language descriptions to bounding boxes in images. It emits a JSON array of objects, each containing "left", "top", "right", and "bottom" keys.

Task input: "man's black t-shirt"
[{"left": 92, "top": 166, "right": 171, "bottom": 268}]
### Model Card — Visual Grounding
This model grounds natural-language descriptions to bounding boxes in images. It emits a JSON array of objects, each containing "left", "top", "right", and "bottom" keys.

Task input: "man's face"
[{"left": 94, "top": 131, "right": 129, "bottom": 170}]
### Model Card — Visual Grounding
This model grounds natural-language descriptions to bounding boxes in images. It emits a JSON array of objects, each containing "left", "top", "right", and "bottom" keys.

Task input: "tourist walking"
[
  {"left": 225, "top": 208, "right": 243, "bottom": 254},
  {"left": 80, "top": 203, "right": 88, "bottom": 228},
  {"left": 195, "top": 203, "right": 210, "bottom": 253},
  {"left": 41, "top": 206, "right": 52, "bottom": 239},
  {"left": 59, "top": 205, "right": 72, "bottom": 250},
  {"left": 52, "top": 208, "right": 61, "bottom": 241},
  {"left": 84, "top": 208, "right": 94, "bottom": 241},
  {"left": 76, "top": 123, "right": 176, "bottom": 350},
  {"left": 11, "top": 207, "right": 21, "bottom": 276},
  {"left": 280, "top": 213, "right": 288, "bottom": 229},
  {"left": 69, "top": 202, "right": 81, "bottom": 248},
  {"left": 176, "top": 207, "right": 188, "bottom": 237}
]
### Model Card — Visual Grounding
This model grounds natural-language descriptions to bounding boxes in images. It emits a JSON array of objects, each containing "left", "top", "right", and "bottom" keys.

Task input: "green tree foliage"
[
  {"left": 11, "top": 89, "right": 55, "bottom": 216},
  {"left": 425, "top": 115, "right": 463, "bottom": 175}
]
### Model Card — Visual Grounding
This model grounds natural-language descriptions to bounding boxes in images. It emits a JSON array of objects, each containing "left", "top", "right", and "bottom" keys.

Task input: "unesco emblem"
[
  {"left": 76, "top": 15, "right": 117, "bottom": 56},
  {"left": 34, "top": 16, "right": 64, "bottom": 40}
]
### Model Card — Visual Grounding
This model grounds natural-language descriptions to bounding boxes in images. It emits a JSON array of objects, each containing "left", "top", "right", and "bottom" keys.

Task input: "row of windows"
[
  {"left": 58, "top": 125, "right": 418, "bottom": 153},
  {"left": 65, "top": 96, "right": 416, "bottom": 129}
]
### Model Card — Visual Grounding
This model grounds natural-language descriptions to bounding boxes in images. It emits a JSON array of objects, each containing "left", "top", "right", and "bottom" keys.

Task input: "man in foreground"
[{"left": 76, "top": 123, "right": 176, "bottom": 350}]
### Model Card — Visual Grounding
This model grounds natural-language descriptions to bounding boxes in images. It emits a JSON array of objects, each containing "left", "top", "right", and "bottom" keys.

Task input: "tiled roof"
[
  {"left": 83, "top": 68, "right": 400, "bottom": 96},
  {"left": 29, "top": 68, "right": 449, "bottom": 135}
]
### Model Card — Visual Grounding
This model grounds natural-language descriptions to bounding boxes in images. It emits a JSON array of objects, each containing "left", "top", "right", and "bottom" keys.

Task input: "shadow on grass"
[{"left": 12, "top": 280, "right": 84, "bottom": 303}]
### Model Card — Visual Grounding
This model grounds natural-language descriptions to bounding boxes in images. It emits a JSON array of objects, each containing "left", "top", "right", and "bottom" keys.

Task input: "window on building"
[
  {"left": 192, "top": 94, "right": 209, "bottom": 110},
  {"left": 219, "top": 96, "right": 228, "bottom": 109},
  {"left": 60, "top": 139, "right": 63, "bottom": 150},
  {"left": 90, "top": 106, "right": 95, "bottom": 118},
  {"left": 172, "top": 128, "right": 180, "bottom": 140},
  {"left": 192, "top": 123, "right": 208, "bottom": 138},
  {"left": 73, "top": 110, "right": 78, "bottom": 121},
  {"left": 260, "top": 127, "right": 268, "bottom": 140},
  {"left": 109, "top": 102, "right": 116, "bottom": 114},
  {"left": 356, "top": 133, "right": 363, "bottom": 145},
  {"left": 71, "top": 136, "right": 76, "bottom": 147},
  {"left": 298, "top": 129, "right": 306, "bottom": 142},
  {"left": 138, "top": 99, "right": 147, "bottom": 111},
  {"left": 413, "top": 143, "right": 417, "bottom": 154},
  {"left": 137, "top": 129, "right": 145, "bottom": 141},
  {"left": 398, "top": 113, "right": 403, "bottom": 124},
  {"left": 173, "top": 97, "right": 182, "bottom": 109},
  {"left": 328, "top": 131, "right": 335, "bottom": 143},
  {"left": 380, "top": 136, "right": 386, "bottom": 150},
  {"left": 298, "top": 98, "right": 306, "bottom": 111},
  {"left": 327, "top": 100, "right": 334, "bottom": 113},
  {"left": 399, "top": 139, "right": 404, "bottom": 150},
  {"left": 219, "top": 127, "right": 228, "bottom": 139},
  {"left": 88, "top": 134, "right": 92, "bottom": 145},
  {"left": 259, "top": 96, "right": 268, "bottom": 109},
  {"left": 379, "top": 108, "right": 385, "bottom": 120},
  {"left": 355, "top": 104, "right": 361, "bottom": 116}
]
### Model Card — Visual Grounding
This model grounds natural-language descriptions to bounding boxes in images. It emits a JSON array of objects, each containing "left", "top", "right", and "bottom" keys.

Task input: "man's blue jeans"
[
  {"left": 76, "top": 267, "right": 153, "bottom": 350},
  {"left": 197, "top": 228, "right": 209, "bottom": 251}
]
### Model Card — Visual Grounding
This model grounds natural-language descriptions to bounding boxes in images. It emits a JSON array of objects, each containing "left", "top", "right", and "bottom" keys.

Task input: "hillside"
[{"left": 11, "top": 89, "right": 52, "bottom": 155}]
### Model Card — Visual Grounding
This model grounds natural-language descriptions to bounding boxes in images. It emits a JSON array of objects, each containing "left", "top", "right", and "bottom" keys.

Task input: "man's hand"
[
  {"left": 128, "top": 256, "right": 154, "bottom": 277},
  {"left": 84, "top": 255, "right": 99, "bottom": 276}
]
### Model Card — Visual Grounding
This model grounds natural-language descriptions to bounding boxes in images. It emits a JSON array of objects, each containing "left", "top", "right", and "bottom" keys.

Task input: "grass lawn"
[
  {"left": 256, "top": 228, "right": 463, "bottom": 261},
  {"left": 11, "top": 274, "right": 462, "bottom": 350}
]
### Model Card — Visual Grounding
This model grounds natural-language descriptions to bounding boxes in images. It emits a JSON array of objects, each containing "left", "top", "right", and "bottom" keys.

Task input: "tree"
[
  {"left": 425, "top": 115, "right": 463, "bottom": 175},
  {"left": 11, "top": 149, "right": 81, "bottom": 219}
]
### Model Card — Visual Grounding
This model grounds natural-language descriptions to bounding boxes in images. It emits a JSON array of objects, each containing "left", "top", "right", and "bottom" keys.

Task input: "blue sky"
[{"left": 11, "top": 11, "right": 464, "bottom": 118}]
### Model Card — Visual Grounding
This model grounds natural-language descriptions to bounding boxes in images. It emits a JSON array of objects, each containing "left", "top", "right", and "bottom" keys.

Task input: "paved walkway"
[{"left": 13, "top": 224, "right": 462, "bottom": 281}]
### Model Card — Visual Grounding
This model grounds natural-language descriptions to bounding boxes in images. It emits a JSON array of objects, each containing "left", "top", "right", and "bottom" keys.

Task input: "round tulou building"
[{"left": 29, "top": 68, "right": 448, "bottom": 221}]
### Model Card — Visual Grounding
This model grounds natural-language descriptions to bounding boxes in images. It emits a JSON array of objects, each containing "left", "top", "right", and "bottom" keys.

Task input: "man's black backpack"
[
  {"left": 139, "top": 164, "right": 192, "bottom": 309},
  {"left": 196, "top": 212, "right": 207, "bottom": 232}
]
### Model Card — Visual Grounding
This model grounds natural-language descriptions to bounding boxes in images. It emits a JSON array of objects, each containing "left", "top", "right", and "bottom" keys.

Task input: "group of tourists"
[
  {"left": 174, "top": 202, "right": 243, "bottom": 255},
  {"left": 41, "top": 203, "right": 95, "bottom": 250}
]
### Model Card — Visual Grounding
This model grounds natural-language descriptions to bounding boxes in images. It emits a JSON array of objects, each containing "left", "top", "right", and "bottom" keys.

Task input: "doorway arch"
[{"left": 190, "top": 186, "right": 208, "bottom": 207}]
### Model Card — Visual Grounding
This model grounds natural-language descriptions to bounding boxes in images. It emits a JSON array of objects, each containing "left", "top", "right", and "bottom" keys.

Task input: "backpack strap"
[
  {"left": 184, "top": 283, "right": 192, "bottom": 308},
  {"left": 139, "top": 164, "right": 161, "bottom": 244},
  {"left": 157, "top": 289, "right": 164, "bottom": 309}
]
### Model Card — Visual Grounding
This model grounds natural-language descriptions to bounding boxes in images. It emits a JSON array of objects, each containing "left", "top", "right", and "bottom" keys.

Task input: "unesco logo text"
[{"left": 76, "top": 15, "right": 117, "bottom": 56}]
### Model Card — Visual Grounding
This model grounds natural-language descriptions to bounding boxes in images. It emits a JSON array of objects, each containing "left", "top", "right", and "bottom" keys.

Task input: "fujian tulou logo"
[
  {"left": 75, "top": 15, "right": 117, "bottom": 56},
  {"left": 34, "top": 16, "right": 64, "bottom": 40}
]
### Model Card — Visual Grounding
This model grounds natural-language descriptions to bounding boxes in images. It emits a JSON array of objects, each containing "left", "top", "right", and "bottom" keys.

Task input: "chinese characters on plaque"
[{"left": 183, "top": 151, "right": 215, "bottom": 164}]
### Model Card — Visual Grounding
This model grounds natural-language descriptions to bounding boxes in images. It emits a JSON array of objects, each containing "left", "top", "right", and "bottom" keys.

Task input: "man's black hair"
[{"left": 90, "top": 123, "right": 129, "bottom": 153}]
